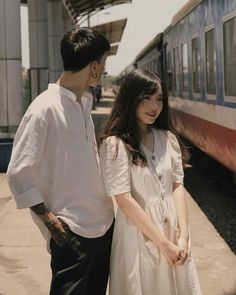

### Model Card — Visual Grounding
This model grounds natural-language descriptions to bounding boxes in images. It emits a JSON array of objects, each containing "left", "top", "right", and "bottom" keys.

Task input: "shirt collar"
[{"left": 48, "top": 83, "right": 77, "bottom": 102}]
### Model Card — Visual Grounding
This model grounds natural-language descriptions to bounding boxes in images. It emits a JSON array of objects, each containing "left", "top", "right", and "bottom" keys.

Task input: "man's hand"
[{"left": 31, "top": 203, "right": 70, "bottom": 246}]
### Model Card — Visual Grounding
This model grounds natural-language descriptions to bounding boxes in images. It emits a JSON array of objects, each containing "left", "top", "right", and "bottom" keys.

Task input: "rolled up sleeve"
[{"left": 6, "top": 112, "right": 47, "bottom": 209}]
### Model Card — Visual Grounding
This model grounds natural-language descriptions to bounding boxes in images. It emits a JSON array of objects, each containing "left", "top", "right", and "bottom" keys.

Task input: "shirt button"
[
  {"left": 151, "top": 155, "right": 156, "bottom": 160},
  {"left": 164, "top": 217, "right": 168, "bottom": 223}
]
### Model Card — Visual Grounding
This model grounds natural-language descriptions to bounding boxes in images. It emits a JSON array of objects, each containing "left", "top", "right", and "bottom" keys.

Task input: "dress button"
[
  {"left": 164, "top": 217, "right": 168, "bottom": 223},
  {"left": 151, "top": 155, "right": 156, "bottom": 160}
]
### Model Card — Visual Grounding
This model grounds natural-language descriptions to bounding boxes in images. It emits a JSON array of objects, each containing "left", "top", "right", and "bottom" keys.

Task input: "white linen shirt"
[{"left": 7, "top": 84, "right": 114, "bottom": 244}]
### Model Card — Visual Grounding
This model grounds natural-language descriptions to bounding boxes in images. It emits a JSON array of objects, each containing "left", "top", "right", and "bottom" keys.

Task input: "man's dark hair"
[{"left": 60, "top": 27, "right": 110, "bottom": 72}]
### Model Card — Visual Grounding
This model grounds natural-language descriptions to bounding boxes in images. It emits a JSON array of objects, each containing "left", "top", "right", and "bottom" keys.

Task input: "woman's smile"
[{"left": 146, "top": 111, "right": 157, "bottom": 117}]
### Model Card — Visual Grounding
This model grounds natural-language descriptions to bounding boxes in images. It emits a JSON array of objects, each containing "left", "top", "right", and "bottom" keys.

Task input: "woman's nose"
[{"left": 150, "top": 100, "right": 159, "bottom": 108}]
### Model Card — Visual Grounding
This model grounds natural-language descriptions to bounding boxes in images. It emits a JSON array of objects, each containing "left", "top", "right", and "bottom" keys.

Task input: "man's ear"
[
  {"left": 90, "top": 61, "right": 98, "bottom": 79},
  {"left": 90, "top": 61, "right": 98, "bottom": 73}
]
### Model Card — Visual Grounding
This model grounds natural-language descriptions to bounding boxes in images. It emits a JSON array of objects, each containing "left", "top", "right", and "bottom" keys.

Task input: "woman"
[{"left": 99, "top": 69, "right": 202, "bottom": 295}]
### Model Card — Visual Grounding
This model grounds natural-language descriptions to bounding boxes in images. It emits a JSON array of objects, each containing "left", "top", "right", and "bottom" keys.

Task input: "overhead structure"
[
  {"left": 92, "top": 18, "right": 127, "bottom": 44},
  {"left": 62, "top": 0, "right": 132, "bottom": 24},
  {"left": 62, "top": 1, "right": 131, "bottom": 57},
  {"left": 108, "top": 44, "right": 118, "bottom": 56},
  {"left": 91, "top": 18, "right": 127, "bottom": 57}
]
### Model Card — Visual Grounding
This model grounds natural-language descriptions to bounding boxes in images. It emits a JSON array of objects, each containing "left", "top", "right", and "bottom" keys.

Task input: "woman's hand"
[
  {"left": 159, "top": 240, "right": 184, "bottom": 266},
  {"left": 175, "top": 236, "right": 189, "bottom": 265}
]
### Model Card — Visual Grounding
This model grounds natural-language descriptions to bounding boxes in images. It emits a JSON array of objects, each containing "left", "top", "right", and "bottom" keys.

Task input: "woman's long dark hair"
[{"left": 99, "top": 69, "right": 189, "bottom": 166}]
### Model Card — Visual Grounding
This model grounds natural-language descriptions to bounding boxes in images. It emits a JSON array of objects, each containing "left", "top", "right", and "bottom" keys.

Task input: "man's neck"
[{"left": 57, "top": 70, "right": 90, "bottom": 102}]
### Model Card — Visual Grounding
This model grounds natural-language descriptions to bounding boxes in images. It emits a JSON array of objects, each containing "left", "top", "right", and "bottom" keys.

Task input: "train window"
[
  {"left": 173, "top": 47, "right": 179, "bottom": 95},
  {"left": 192, "top": 37, "right": 200, "bottom": 93},
  {"left": 182, "top": 43, "right": 188, "bottom": 94},
  {"left": 167, "top": 51, "right": 173, "bottom": 92},
  {"left": 205, "top": 29, "right": 216, "bottom": 95},
  {"left": 223, "top": 16, "right": 236, "bottom": 98}
]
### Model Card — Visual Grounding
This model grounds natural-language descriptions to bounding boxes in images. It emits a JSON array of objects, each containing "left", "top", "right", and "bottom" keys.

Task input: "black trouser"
[{"left": 50, "top": 220, "right": 114, "bottom": 295}]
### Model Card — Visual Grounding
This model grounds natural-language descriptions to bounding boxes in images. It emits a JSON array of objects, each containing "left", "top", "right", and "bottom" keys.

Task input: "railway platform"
[{"left": 0, "top": 90, "right": 236, "bottom": 295}]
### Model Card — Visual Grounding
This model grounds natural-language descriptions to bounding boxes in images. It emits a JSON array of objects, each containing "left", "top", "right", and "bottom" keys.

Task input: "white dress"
[{"left": 99, "top": 128, "right": 202, "bottom": 295}]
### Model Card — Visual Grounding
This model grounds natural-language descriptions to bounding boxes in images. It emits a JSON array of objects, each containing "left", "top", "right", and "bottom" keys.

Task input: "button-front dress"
[{"left": 99, "top": 128, "right": 202, "bottom": 295}]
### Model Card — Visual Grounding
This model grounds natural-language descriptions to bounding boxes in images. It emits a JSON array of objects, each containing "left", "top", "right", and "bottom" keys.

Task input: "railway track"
[{"left": 184, "top": 144, "right": 236, "bottom": 254}]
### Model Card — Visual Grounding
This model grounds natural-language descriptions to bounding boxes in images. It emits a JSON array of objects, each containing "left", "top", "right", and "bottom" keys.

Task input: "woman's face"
[{"left": 136, "top": 84, "right": 163, "bottom": 128}]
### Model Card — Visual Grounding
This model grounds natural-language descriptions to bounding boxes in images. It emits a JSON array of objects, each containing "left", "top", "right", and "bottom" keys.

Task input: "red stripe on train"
[{"left": 171, "top": 109, "right": 236, "bottom": 173}]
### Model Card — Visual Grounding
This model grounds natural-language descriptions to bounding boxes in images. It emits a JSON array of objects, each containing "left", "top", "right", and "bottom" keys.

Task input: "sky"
[
  {"left": 20, "top": 0, "right": 189, "bottom": 76},
  {"left": 87, "top": 0, "right": 189, "bottom": 76}
]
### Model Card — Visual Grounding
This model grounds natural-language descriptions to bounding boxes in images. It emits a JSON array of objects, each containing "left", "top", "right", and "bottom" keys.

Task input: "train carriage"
[
  {"left": 164, "top": 0, "right": 236, "bottom": 173},
  {"left": 131, "top": 0, "right": 236, "bottom": 175},
  {"left": 135, "top": 33, "right": 163, "bottom": 79}
]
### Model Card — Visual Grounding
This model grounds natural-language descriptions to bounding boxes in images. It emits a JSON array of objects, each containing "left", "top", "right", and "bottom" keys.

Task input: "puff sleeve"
[
  {"left": 167, "top": 131, "right": 184, "bottom": 185},
  {"left": 99, "top": 136, "right": 131, "bottom": 197}
]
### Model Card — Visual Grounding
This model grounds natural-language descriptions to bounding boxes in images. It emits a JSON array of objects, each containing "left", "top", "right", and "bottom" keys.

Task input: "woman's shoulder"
[
  {"left": 165, "top": 131, "right": 181, "bottom": 152},
  {"left": 100, "top": 136, "right": 127, "bottom": 155},
  {"left": 101, "top": 136, "right": 123, "bottom": 147},
  {"left": 166, "top": 130, "right": 178, "bottom": 142},
  {"left": 152, "top": 128, "right": 179, "bottom": 146}
]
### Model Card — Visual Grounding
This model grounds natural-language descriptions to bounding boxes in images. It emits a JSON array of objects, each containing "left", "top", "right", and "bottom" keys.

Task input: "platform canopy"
[
  {"left": 63, "top": 0, "right": 132, "bottom": 23},
  {"left": 92, "top": 18, "right": 127, "bottom": 44},
  {"left": 108, "top": 44, "right": 118, "bottom": 56},
  {"left": 91, "top": 19, "right": 127, "bottom": 56}
]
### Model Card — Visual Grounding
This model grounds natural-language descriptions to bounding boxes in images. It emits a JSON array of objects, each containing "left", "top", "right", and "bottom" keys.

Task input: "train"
[{"left": 117, "top": 0, "right": 236, "bottom": 176}]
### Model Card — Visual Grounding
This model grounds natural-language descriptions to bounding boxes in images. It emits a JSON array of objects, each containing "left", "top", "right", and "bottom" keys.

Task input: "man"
[
  {"left": 95, "top": 84, "right": 102, "bottom": 103},
  {"left": 7, "top": 27, "right": 114, "bottom": 295}
]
